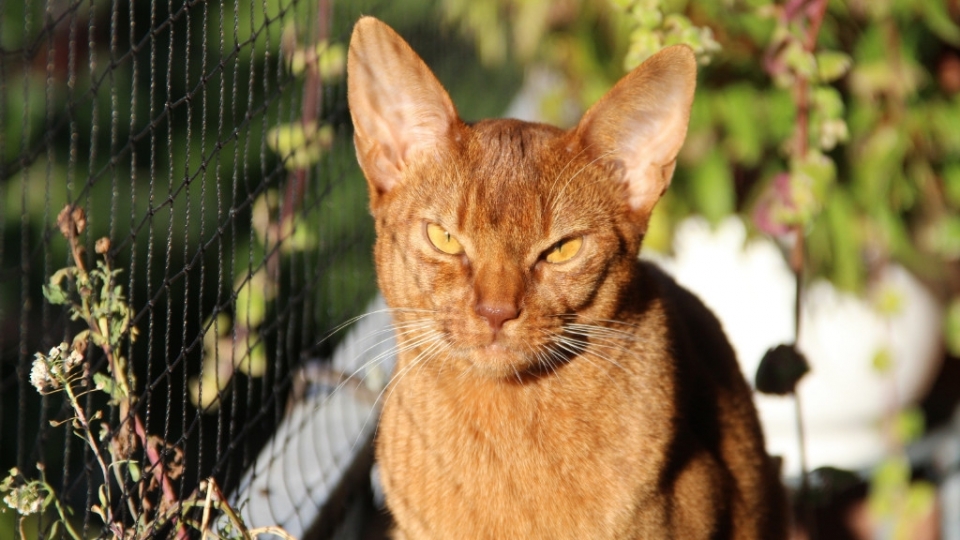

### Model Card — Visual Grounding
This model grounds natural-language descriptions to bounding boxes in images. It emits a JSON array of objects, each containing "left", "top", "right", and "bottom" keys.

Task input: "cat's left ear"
[{"left": 574, "top": 46, "right": 697, "bottom": 225}]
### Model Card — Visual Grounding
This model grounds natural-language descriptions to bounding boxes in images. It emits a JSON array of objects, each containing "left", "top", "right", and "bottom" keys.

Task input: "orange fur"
[{"left": 347, "top": 16, "right": 788, "bottom": 539}]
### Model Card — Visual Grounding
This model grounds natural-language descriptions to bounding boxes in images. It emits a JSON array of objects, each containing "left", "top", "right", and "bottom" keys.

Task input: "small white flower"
[
  {"left": 2, "top": 484, "right": 44, "bottom": 515},
  {"left": 65, "top": 349, "right": 83, "bottom": 371},
  {"left": 29, "top": 354, "right": 57, "bottom": 393},
  {"left": 28, "top": 343, "right": 75, "bottom": 394}
]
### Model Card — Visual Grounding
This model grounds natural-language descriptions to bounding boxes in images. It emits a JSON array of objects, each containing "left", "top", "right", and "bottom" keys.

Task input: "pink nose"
[{"left": 474, "top": 301, "right": 519, "bottom": 332}]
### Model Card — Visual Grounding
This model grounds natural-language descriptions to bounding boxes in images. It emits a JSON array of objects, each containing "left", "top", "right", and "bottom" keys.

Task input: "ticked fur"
[{"left": 347, "top": 16, "right": 787, "bottom": 539}]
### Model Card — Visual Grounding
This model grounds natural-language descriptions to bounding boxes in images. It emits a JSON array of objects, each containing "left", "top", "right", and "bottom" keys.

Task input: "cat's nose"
[{"left": 474, "top": 301, "right": 519, "bottom": 332}]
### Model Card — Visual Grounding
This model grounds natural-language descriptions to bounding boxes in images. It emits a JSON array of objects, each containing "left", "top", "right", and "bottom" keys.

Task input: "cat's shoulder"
[{"left": 633, "top": 258, "right": 736, "bottom": 362}]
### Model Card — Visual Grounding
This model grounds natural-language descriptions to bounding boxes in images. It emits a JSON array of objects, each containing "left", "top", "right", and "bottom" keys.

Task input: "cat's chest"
[{"left": 377, "top": 362, "right": 676, "bottom": 537}]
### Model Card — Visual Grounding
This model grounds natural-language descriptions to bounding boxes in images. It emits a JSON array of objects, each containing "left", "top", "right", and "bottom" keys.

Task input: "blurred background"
[{"left": 0, "top": 0, "right": 958, "bottom": 538}]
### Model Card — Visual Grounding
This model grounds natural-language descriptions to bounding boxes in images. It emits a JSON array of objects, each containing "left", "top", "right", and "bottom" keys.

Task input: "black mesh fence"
[
  {"left": 0, "top": 0, "right": 395, "bottom": 537},
  {"left": 0, "top": 0, "right": 519, "bottom": 536}
]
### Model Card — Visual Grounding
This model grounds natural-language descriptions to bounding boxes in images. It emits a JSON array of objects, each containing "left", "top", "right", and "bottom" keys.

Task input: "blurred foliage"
[
  {"left": 438, "top": 0, "right": 960, "bottom": 357},
  {"left": 867, "top": 406, "right": 938, "bottom": 540}
]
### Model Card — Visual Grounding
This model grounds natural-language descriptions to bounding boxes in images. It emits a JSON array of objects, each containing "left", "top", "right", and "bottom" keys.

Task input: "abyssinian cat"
[{"left": 347, "top": 16, "right": 787, "bottom": 540}]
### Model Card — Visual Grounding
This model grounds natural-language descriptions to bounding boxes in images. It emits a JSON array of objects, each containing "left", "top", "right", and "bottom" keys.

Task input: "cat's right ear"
[{"left": 347, "top": 17, "right": 461, "bottom": 208}]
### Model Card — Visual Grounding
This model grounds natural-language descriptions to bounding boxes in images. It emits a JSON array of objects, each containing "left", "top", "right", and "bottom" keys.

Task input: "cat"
[{"left": 346, "top": 16, "right": 788, "bottom": 540}]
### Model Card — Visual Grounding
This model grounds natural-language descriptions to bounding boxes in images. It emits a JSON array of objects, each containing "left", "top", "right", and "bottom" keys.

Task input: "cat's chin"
[{"left": 463, "top": 343, "right": 539, "bottom": 380}]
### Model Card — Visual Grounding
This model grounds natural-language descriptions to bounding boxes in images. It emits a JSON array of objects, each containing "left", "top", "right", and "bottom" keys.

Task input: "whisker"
[
  {"left": 536, "top": 327, "right": 628, "bottom": 387},
  {"left": 339, "top": 321, "right": 437, "bottom": 387},
  {"left": 309, "top": 312, "right": 436, "bottom": 401},
  {"left": 312, "top": 306, "right": 438, "bottom": 351},
  {"left": 564, "top": 323, "right": 645, "bottom": 344},
  {"left": 376, "top": 332, "right": 446, "bottom": 408},
  {"left": 558, "top": 334, "right": 632, "bottom": 368},
  {"left": 353, "top": 331, "right": 448, "bottom": 451}
]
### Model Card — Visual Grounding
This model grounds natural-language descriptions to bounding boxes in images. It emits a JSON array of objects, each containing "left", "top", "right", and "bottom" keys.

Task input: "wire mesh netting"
[
  {"left": 0, "top": 0, "right": 520, "bottom": 536},
  {"left": 0, "top": 0, "right": 420, "bottom": 537}
]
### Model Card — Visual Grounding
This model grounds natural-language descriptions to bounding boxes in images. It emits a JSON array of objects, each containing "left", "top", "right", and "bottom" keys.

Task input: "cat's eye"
[
  {"left": 426, "top": 223, "right": 464, "bottom": 255},
  {"left": 545, "top": 236, "right": 584, "bottom": 264}
]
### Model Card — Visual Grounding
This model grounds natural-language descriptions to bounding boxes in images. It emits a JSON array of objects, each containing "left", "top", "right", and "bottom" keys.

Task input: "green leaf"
[
  {"left": 42, "top": 283, "right": 68, "bottom": 305},
  {"left": 317, "top": 42, "right": 346, "bottom": 81},
  {"left": 43, "top": 268, "right": 75, "bottom": 305},
  {"left": 265, "top": 122, "right": 334, "bottom": 170},
  {"left": 798, "top": 151, "right": 837, "bottom": 193},
  {"left": 764, "top": 89, "right": 797, "bottom": 143},
  {"left": 630, "top": 5, "right": 663, "bottom": 29},
  {"left": 792, "top": 151, "right": 836, "bottom": 221},
  {"left": 816, "top": 51, "right": 852, "bottom": 83},
  {"left": 870, "top": 455, "right": 910, "bottom": 503},
  {"left": 782, "top": 39, "right": 816, "bottom": 79},
  {"left": 97, "top": 485, "right": 108, "bottom": 512},
  {"left": 93, "top": 372, "right": 121, "bottom": 404},
  {"left": 919, "top": 0, "right": 960, "bottom": 46},
  {"left": 931, "top": 215, "right": 960, "bottom": 259},
  {"left": 717, "top": 85, "right": 763, "bottom": 166},
  {"left": 943, "top": 163, "right": 960, "bottom": 208},
  {"left": 812, "top": 86, "right": 844, "bottom": 120},
  {"left": 872, "top": 348, "right": 892, "bottom": 373},
  {"left": 624, "top": 30, "right": 661, "bottom": 70},
  {"left": 689, "top": 149, "right": 735, "bottom": 225},
  {"left": 235, "top": 274, "right": 268, "bottom": 328},
  {"left": 892, "top": 407, "right": 925, "bottom": 445},
  {"left": 127, "top": 461, "right": 141, "bottom": 483},
  {"left": 235, "top": 337, "right": 267, "bottom": 377}
]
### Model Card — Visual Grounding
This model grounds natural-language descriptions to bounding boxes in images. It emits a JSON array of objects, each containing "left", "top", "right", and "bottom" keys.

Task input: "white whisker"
[{"left": 353, "top": 331, "right": 449, "bottom": 451}]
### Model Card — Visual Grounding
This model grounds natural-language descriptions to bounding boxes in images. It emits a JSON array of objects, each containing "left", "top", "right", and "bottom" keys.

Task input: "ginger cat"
[{"left": 347, "top": 16, "right": 787, "bottom": 540}]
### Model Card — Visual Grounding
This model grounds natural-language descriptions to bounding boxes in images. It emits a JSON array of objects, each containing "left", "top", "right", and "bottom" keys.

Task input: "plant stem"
[
  {"left": 779, "top": 0, "right": 828, "bottom": 536},
  {"left": 59, "top": 209, "right": 182, "bottom": 533},
  {"left": 36, "top": 473, "right": 84, "bottom": 540},
  {"left": 132, "top": 414, "right": 179, "bottom": 508},
  {"left": 61, "top": 380, "right": 115, "bottom": 526},
  {"left": 50, "top": 492, "right": 85, "bottom": 540}
]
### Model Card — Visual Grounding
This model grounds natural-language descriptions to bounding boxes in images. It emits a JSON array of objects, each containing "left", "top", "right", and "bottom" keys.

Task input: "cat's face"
[
  {"left": 347, "top": 17, "right": 696, "bottom": 378},
  {"left": 370, "top": 120, "right": 641, "bottom": 377}
]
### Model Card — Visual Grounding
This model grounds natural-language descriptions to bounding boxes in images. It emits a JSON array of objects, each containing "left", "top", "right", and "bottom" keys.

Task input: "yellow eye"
[
  {"left": 545, "top": 236, "right": 583, "bottom": 264},
  {"left": 426, "top": 223, "right": 464, "bottom": 255}
]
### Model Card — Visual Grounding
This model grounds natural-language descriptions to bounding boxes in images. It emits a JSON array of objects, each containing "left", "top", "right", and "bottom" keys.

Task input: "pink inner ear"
[
  {"left": 574, "top": 45, "right": 697, "bottom": 220},
  {"left": 354, "top": 133, "right": 401, "bottom": 195},
  {"left": 347, "top": 17, "right": 460, "bottom": 197}
]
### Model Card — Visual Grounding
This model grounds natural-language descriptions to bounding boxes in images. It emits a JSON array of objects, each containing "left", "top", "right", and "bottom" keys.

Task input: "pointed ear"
[
  {"left": 574, "top": 45, "right": 697, "bottom": 224},
  {"left": 347, "top": 17, "right": 460, "bottom": 204}
]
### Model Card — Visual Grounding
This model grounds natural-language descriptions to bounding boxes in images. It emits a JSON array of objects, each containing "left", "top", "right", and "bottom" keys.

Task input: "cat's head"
[{"left": 347, "top": 17, "right": 695, "bottom": 379}]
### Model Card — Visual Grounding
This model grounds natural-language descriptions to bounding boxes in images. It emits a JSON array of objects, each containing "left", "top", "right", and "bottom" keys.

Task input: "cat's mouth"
[
  {"left": 439, "top": 313, "right": 583, "bottom": 379},
  {"left": 462, "top": 343, "right": 519, "bottom": 376},
  {"left": 453, "top": 336, "right": 535, "bottom": 379},
  {"left": 458, "top": 330, "right": 580, "bottom": 381}
]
